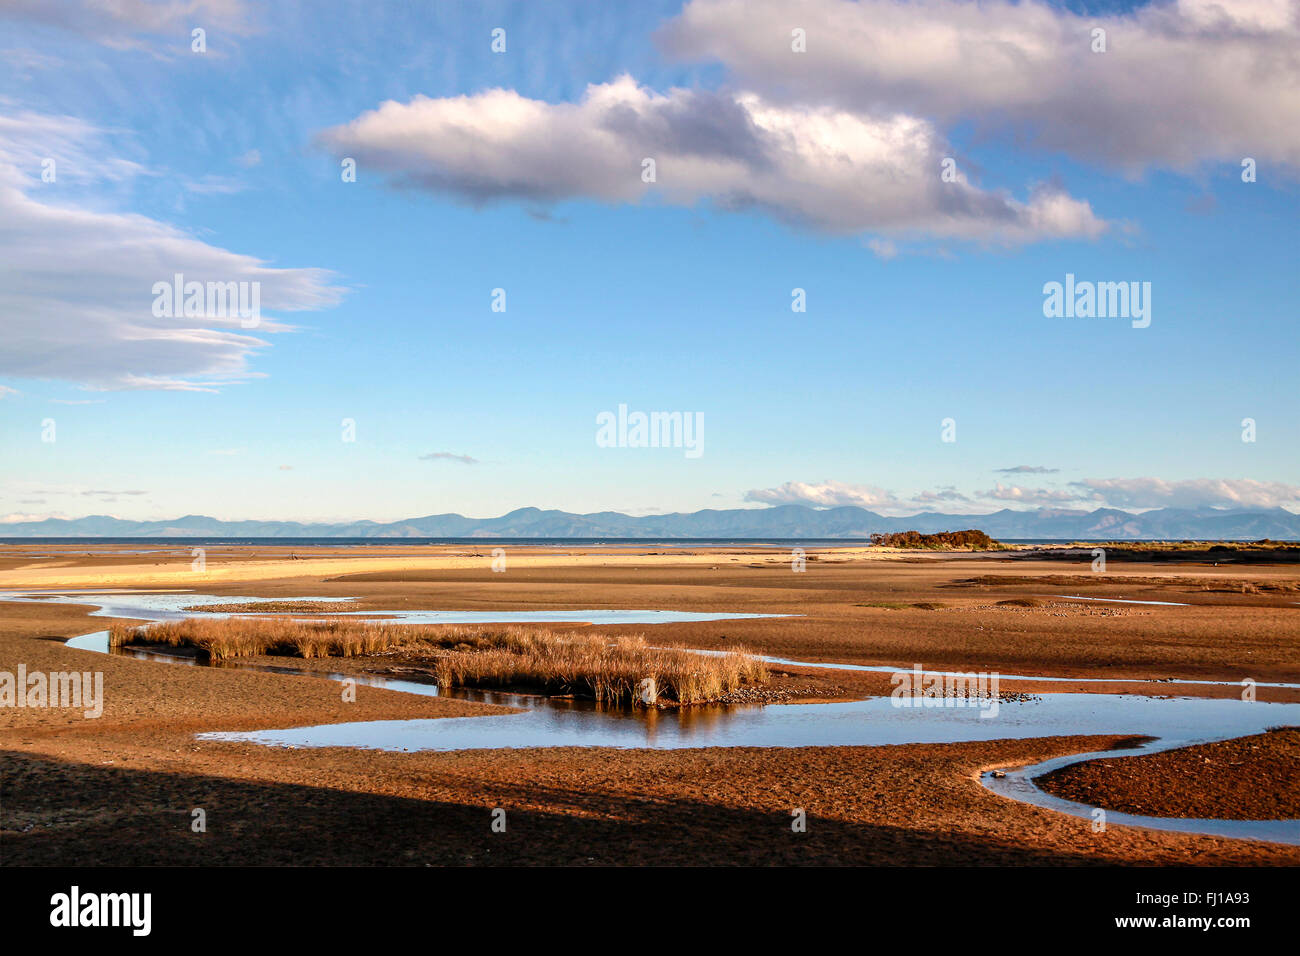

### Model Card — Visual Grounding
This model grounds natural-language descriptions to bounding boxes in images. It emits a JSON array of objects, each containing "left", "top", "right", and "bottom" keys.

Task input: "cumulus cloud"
[
  {"left": 319, "top": 76, "right": 1106, "bottom": 242},
  {"left": 420, "top": 452, "right": 480, "bottom": 465},
  {"left": 1070, "top": 477, "right": 1300, "bottom": 510},
  {"left": 0, "top": 109, "right": 344, "bottom": 391},
  {"left": 660, "top": 0, "right": 1300, "bottom": 172},
  {"left": 745, "top": 480, "right": 902, "bottom": 509}
]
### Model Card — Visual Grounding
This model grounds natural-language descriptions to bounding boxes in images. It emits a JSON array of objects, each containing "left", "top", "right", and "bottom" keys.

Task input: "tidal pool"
[{"left": 7, "top": 588, "right": 1297, "bottom": 844}]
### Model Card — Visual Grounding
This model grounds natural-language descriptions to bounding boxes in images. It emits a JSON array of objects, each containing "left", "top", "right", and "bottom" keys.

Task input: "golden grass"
[
  {"left": 108, "top": 618, "right": 767, "bottom": 705},
  {"left": 110, "top": 617, "right": 397, "bottom": 661}
]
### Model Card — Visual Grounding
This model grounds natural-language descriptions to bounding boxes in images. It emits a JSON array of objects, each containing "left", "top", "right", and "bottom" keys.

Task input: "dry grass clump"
[
  {"left": 429, "top": 630, "right": 765, "bottom": 704},
  {"left": 109, "top": 617, "right": 397, "bottom": 661},
  {"left": 109, "top": 618, "right": 768, "bottom": 705}
]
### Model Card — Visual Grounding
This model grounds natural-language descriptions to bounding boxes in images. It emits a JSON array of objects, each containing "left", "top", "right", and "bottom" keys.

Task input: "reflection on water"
[{"left": 201, "top": 687, "right": 1300, "bottom": 756}]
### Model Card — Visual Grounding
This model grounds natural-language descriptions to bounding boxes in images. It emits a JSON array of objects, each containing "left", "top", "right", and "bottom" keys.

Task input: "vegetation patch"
[
  {"left": 109, "top": 618, "right": 767, "bottom": 706},
  {"left": 870, "top": 529, "right": 1003, "bottom": 550}
]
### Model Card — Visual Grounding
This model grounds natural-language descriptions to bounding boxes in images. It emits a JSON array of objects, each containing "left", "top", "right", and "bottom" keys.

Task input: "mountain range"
[{"left": 3, "top": 505, "right": 1298, "bottom": 540}]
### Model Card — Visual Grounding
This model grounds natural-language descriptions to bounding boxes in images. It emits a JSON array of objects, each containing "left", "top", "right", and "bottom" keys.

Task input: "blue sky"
[{"left": 0, "top": 0, "right": 1297, "bottom": 522}]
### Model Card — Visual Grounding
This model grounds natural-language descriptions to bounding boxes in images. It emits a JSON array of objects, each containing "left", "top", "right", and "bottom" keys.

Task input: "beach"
[{"left": 2, "top": 543, "right": 1297, "bottom": 866}]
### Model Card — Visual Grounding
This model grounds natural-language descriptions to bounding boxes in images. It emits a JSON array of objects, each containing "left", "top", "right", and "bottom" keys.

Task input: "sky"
[{"left": 0, "top": 0, "right": 1296, "bottom": 523}]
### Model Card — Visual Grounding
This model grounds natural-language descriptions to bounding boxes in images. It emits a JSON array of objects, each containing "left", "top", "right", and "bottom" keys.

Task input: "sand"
[
  {"left": 2, "top": 544, "right": 1297, "bottom": 865},
  {"left": 1038, "top": 729, "right": 1300, "bottom": 821}
]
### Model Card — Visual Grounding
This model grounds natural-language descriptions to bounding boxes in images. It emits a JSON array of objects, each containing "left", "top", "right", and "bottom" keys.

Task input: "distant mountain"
[{"left": 2, "top": 505, "right": 1298, "bottom": 540}]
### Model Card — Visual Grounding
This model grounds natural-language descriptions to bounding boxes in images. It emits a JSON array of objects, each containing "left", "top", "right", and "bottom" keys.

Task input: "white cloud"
[
  {"left": 0, "top": 384, "right": 16, "bottom": 398},
  {"left": 1071, "top": 477, "right": 1300, "bottom": 510},
  {"left": 319, "top": 76, "right": 1106, "bottom": 242},
  {"left": 745, "top": 480, "right": 902, "bottom": 509},
  {"left": 0, "top": 109, "right": 344, "bottom": 391},
  {"left": 978, "top": 482, "right": 1085, "bottom": 506},
  {"left": 660, "top": 0, "right": 1300, "bottom": 172},
  {"left": 0, "top": 108, "right": 146, "bottom": 183},
  {"left": 745, "top": 476, "right": 1300, "bottom": 513}
]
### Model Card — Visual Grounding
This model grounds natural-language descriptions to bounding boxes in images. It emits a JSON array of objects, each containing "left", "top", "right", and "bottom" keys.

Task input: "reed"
[{"left": 108, "top": 618, "right": 768, "bottom": 705}]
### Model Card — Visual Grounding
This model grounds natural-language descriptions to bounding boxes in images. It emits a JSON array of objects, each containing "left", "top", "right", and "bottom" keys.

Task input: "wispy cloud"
[
  {"left": 0, "top": 0, "right": 259, "bottom": 51},
  {"left": 420, "top": 452, "right": 479, "bottom": 465},
  {"left": 0, "top": 108, "right": 344, "bottom": 392},
  {"left": 995, "top": 465, "right": 1059, "bottom": 474}
]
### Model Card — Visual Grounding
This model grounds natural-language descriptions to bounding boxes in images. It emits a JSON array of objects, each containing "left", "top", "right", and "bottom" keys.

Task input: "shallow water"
[
  {"left": 1053, "top": 594, "right": 1190, "bottom": 607},
  {"left": 0, "top": 589, "right": 792, "bottom": 629},
  {"left": 202, "top": 688, "right": 1300, "bottom": 758},
  {"left": 755, "top": 653, "right": 1300, "bottom": 690},
  {"left": 12, "top": 588, "right": 1299, "bottom": 844},
  {"left": 61, "top": 623, "right": 1300, "bottom": 813},
  {"left": 983, "top": 739, "right": 1300, "bottom": 845}
]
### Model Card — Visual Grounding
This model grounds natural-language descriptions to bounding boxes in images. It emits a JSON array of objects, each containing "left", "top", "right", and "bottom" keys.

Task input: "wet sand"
[
  {"left": 1038, "top": 729, "right": 1300, "bottom": 821},
  {"left": 2, "top": 544, "right": 1298, "bottom": 865}
]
